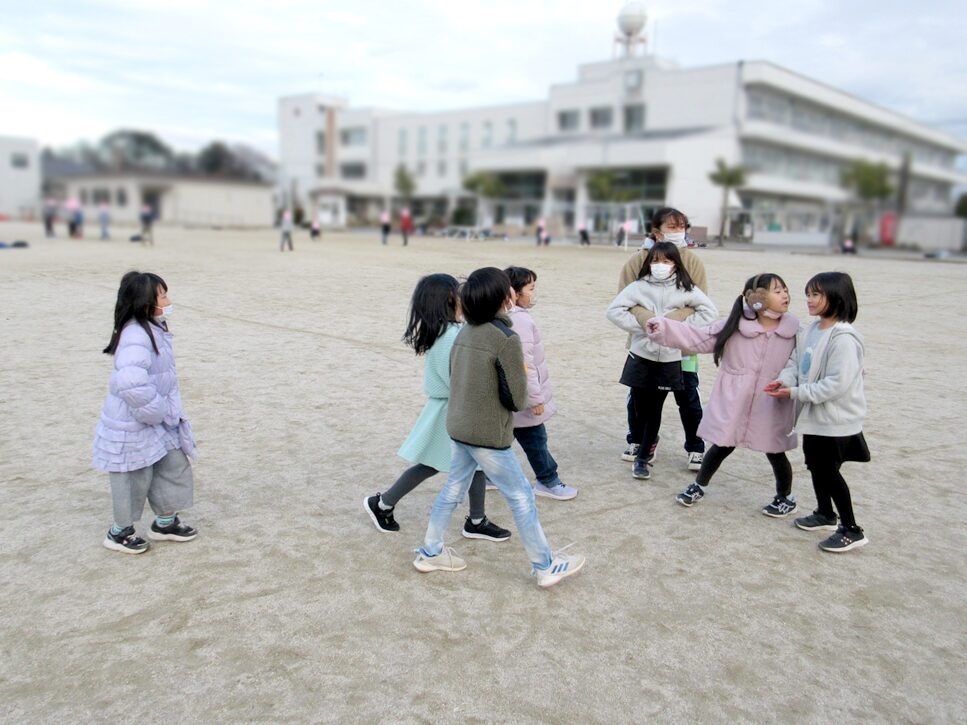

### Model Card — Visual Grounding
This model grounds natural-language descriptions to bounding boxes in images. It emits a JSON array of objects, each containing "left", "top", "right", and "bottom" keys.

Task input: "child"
[
  {"left": 647, "top": 274, "right": 800, "bottom": 515},
  {"left": 415, "top": 267, "right": 585, "bottom": 588},
  {"left": 766, "top": 272, "right": 869, "bottom": 552},
  {"left": 504, "top": 266, "right": 577, "bottom": 500},
  {"left": 606, "top": 242, "right": 718, "bottom": 481},
  {"left": 279, "top": 209, "right": 294, "bottom": 251},
  {"left": 364, "top": 274, "right": 510, "bottom": 541},
  {"left": 92, "top": 271, "right": 198, "bottom": 554}
]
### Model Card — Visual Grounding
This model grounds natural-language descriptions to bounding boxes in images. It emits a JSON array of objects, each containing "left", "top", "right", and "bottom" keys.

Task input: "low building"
[{"left": 0, "top": 136, "right": 40, "bottom": 220}]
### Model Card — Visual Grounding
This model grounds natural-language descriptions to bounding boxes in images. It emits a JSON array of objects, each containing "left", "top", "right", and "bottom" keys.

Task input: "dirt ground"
[{"left": 0, "top": 222, "right": 965, "bottom": 723}]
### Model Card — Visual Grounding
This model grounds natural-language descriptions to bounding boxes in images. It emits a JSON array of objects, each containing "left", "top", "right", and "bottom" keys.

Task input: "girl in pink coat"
[{"left": 646, "top": 273, "right": 800, "bottom": 517}]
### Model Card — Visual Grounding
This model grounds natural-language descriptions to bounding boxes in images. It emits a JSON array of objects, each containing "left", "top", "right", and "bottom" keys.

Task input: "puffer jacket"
[
  {"left": 508, "top": 305, "right": 557, "bottom": 428},
  {"left": 92, "top": 320, "right": 196, "bottom": 472}
]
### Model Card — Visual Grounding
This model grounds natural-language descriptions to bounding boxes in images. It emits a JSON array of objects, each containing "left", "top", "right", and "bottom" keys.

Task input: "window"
[
  {"left": 339, "top": 127, "right": 367, "bottom": 146},
  {"left": 315, "top": 131, "right": 326, "bottom": 155},
  {"left": 398, "top": 128, "right": 408, "bottom": 156},
  {"left": 10, "top": 153, "right": 29, "bottom": 169},
  {"left": 506, "top": 119, "right": 517, "bottom": 143},
  {"left": 459, "top": 159, "right": 469, "bottom": 178},
  {"left": 624, "top": 105, "right": 645, "bottom": 133},
  {"left": 80, "top": 188, "right": 89, "bottom": 204},
  {"left": 418, "top": 126, "right": 427, "bottom": 155},
  {"left": 557, "top": 110, "right": 579, "bottom": 132},
  {"left": 315, "top": 163, "right": 326, "bottom": 177},
  {"left": 93, "top": 188, "right": 111, "bottom": 204},
  {"left": 340, "top": 162, "right": 366, "bottom": 179},
  {"left": 116, "top": 188, "right": 127, "bottom": 207},
  {"left": 482, "top": 121, "right": 493, "bottom": 148},
  {"left": 590, "top": 107, "right": 613, "bottom": 130},
  {"left": 437, "top": 125, "right": 448, "bottom": 154},
  {"left": 437, "top": 160, "right": 447, "bottom": 177},
  {"left": 416, "top": 161, "right": 426, "bottom": 177},
  {"left": 459, "top": 122, "right": 470, "bottom": 152},
  {"left": 293, "top": 108, "right": 301, "bottom": 117}
]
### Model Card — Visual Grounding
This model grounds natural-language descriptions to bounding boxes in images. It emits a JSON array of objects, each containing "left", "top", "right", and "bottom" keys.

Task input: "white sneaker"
[
  {"left": 413, "top": 547, "right": 467, "bottom": 573},
  {"left": 534, "top": 481, "right": 578, "bottom": 500},
  {"left": 534, "top": 546, "right": 586, "bottom": 588},
  {"left": 687, "top": 451, "right": 704, "bottom": 471},
  {"left": 621, "top": 443, "right": 639, "bottom": 462}
]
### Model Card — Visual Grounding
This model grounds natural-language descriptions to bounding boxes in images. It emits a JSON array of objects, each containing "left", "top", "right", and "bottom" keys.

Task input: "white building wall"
[{"left": 0, "top": 136, "right": 40, "bottom": 219}]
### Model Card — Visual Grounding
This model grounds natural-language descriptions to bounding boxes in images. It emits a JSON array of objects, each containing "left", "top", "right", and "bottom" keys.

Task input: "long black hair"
[
  {"left": 636, "top": 242, "right": 695, "bottom": 291},
  {"left": 103, "top": 271, "right": 167, "bottom": 355},
  {"left": 805, "top": 272, "right": 858, "bottom": 323},
  {"left": 712, "top": 273, "right": 788, "bottom": 366},
  {"left": 402, "top": 273, "right": 460, "bottom": 355}
]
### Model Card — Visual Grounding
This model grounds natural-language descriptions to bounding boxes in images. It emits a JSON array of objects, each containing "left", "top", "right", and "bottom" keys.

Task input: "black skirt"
[
  {"left": 619, "top": 353, "right": 683, "bottom": 391},
  {"left": 802, "top": 432, "right": 871, "bottom": 465}
]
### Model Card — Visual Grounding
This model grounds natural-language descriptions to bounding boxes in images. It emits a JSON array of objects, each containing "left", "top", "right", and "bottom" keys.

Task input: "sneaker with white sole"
[
  {"left": 413, "top": 547, "right": 467, "bottom": 572},
  {"left": 794, "top": 511, "right": 839, "bottom": 531},
  {"left": 621, "top": 443, "right": 640, "bottom": 462},
  {"left": 534, "top": 480, "right": 578, "bottom": 500},
  {"left": 364, "top": 493, "right": 400, "bottom": 532},
  {"left": 762, "top": 495, "right": 797, "bottom": 518},
  {"left": 147, "top": 517, "right": 197, "bottom": 542},
  {"left": 103, "top": 526, "right": 149, "bottom": 554},
  {"left": 676, "top": 482, "right": 705, "bottom": 507},
  {"left": 632, "top": 459, "right": 651, "bottom": 480},
  {"left": 687, "top": 451, "right": 704, "bottom": 471},
  {"left": 534, "top": 545, "right": 586, "bottom": 588},
  {"left": 462, "top": 516, "right": 511, "bottom": 542},
  {"left": 819, "top": 526, "right": 868, "bottom": 553}
]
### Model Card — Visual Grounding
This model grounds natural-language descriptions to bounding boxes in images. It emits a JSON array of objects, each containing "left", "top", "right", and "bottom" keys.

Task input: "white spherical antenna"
[{"left": 617, "top": 2, "right": 647, "bottom": 39}]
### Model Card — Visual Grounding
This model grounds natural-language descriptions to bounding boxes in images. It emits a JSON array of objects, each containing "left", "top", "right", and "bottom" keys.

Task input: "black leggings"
[
  {"left": 381, "top": 463, "right": 486, "bottom": 520},
  {"left": 695, "top": 444, "right": 792, "bottom": 497},
  {"left": 802, "top": 435, "right": 859, "bottom": 530}
]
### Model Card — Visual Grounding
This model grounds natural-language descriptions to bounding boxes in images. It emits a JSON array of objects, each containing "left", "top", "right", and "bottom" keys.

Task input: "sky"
[{"left": 1, "top": 0, "right": 965, "bottom": 160}]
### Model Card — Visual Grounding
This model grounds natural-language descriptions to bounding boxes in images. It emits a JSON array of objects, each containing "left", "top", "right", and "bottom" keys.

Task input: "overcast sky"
[{"left": 1, "top": 0, "right": 965, "bottom": 159}]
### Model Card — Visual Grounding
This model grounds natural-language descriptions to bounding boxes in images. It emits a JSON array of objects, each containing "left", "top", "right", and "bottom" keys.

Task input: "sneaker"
[
  {"left": 534, "top": 480, "right": 578, "bottom": 500},
  {"left": 363, "top": 494, "right": 400, "bottom": 533},
  {"left": 621, "top": 443, "right": 640, "bottom": 462},
  {"left": 462, "top": 516, "right": 511, "bottom": 542},
  {"left": 147, "top": 517, "right": 198, "bottom": 542},
  {"left": 762, "top": 495, "right": 798, "bottom": 518},
  {"left": 413, "top": 547, "right": 467, "bottom": 572},
  {"left": 687, "top": 451, "right": 704, "bottom": 471},
  {"left": 632, "top": 459, "right": 651, "bottom": 480},
  {"left": 645, "top": 436, "right": 659, "bottom": 464},
  {"left": 819, "top": 526, "right": 868, "bottom": 553},
  {"left": 794, "top": 511, "right": 839, "bottom": 531},
  {"left": 676, "top": 482, "right": 705, "bottom": 507},
  {"left": 534, "top": 545, "right": 586, "bottom": 588},
  {"left": 103, "top": 526, "right": 149, "bottom": 554}
]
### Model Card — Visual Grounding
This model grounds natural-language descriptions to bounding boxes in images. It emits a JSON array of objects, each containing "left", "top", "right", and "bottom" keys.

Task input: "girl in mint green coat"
[{"left": 363, "top": 274, "right": 510, "bottom": 541}]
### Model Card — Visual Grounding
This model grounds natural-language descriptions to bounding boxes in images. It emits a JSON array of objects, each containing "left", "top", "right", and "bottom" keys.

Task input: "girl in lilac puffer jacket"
[{"left": 92, "top": 271, "right": 198, "bottom": 554}]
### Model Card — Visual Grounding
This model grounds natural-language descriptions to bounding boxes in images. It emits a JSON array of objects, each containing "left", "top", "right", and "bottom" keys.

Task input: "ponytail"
[{"left": 712, "top": 296, "right": 755, "bottom": 366}]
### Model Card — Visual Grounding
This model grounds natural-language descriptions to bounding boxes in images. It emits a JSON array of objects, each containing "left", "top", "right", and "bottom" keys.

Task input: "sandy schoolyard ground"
[{"left": 0, "top": 222, "right": 965, "bottom": 723}]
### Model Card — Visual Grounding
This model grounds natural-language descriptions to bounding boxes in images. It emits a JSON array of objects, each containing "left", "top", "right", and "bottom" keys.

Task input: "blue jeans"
[
  {"left": 513, "top": 423, "right": 559, "bottom": 486},
  {"left": 421, "top": 441, "right": 553, "bottom": 571}
]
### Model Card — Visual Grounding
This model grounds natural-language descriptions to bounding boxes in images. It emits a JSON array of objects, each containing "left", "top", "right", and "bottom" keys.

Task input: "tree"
[
  {"left": 840, "top": 159, "right": 894, "bottom": 241},
  {"left": 462, "top": 172, "right": 506, "bottom": 199},
  {"left": 586, "top": 170, "right": 615, "bottom": 202},
  {"left": 708, "top": 159, "right": 746, "bottom": 246},
  {"left": 97, "top": 129, "right": 174, "bottom": 171},
  {"left": 197, "top": 142, "right": 241, "bottom": 176},
  {"left": 394, "top": 164, "right": 416, "bottom": 201}
]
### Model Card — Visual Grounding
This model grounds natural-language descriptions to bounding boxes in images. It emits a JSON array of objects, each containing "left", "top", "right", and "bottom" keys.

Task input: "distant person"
[
  {"left": 92, "top": 271, "right": 199, "bottom": 554},
  {"left": 310, "top": 219, "right": 321, "bottom": 240},
  {"left": 540, "top": 231, "right": 550, "bottom": 247},
  {"left": 139, "top": 205, "right": 155, "bottom": 244},
  {"left": 766, "top": 272, "right": 870, "bottom": 553},
  {"left": 380, "top": 210, "right": 391, "bottom": 245},
  {"left": 414, "top": 267, "right": 585, "bottom": 588},
  {"left": 98, "top": 204, "right": 111, "bottom": 240},
  {"left": 505, "top": 266, "right": 577, "bottom": 501},
  {"left": 72, "top": 207, "right": 84, "bottom": 239},
  {"left": 363, "top": 273, "right": 510, "bottom": 541},
  {"left": 42, "top": 198, "right": 57, "bottom": 238},
  {"left": 400, "top": 207, "right": 413, "bottom": 246},
  {"left": 841, "top": 237, "right": 856, "bottom": 255},
  {"left": 614, "top": 225, "right": 626, "bottom": 247},
  {"left": 279, "top": 209, "right": 294, "bottom": 251},
  {"left": 578, "top": 224, "right": 590, "bottom": 246},
  {"left": 535, "top": 217, "right": 545, "bottom": 246}
]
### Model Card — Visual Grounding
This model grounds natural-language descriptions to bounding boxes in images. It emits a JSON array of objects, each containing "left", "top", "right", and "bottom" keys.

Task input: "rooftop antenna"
[{"left": 614, "top": 2, "right": 647, "bottom": 58}]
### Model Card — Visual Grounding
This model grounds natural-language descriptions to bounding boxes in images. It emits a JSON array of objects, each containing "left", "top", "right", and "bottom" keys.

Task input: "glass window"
[
  {"left": 506, "top": 119, "right": 517, "bottom": 143},
  {"left": 315, "top": 163, "right": 326, "bottom": 177},
  {"left": 557, "top": 110, "right": 579, "bottom": 131},
  {"left": 459, "top": 122, "right": 470, "bottom": 152},
  {"left": 398, "top": 128, "right": 407, "bottom": 156},
  {"left": 590, "top": 107, "right": 613, "bottom": 129},
  {"left": 116, "top": 188, "right": 127, "bottom": 207},
  {"left": 416, "top": 161, "right": 426, "bottom": 177},
  {"left": 80, "top": 188, "right": 88, "bottom": 204},
  {"left": 315, "top": 131, "right": 326, "bottom": 155},
  {"left": 437, "top": 160, "right": 447, "bottom": 177},
  {"left": 624, "top": 105, "right": 645, "bottom": 133},
  {"left": 340, "top": 163, "right": 366, "bottom": 179},
  {"left": 418, "top": 126, "right": 427, "bottom": 156},
  {"left": 437, "top": 125, "right": 448, "bottom": 154},
  {"left": 459, "top": 159, "right": 468, "bottom": 178},
  {"left": 339, "top": 127, "right": 367, "bottom": 146},
  {"left": 10, "top": 152, "right": 29, "bottom": 169},
  {"left": 482, "top": 121, "right": 493, "bottom": 148},
  {"left": 93, "top": 188, "right": 111, "bottom": 204}
]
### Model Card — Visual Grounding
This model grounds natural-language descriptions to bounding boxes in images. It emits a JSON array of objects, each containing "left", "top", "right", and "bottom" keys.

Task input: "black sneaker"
[
  {"left": 819, "top": 526, "right": 868, "bottom": 553},
  {"left": 363, "top": 494, "right": 399, "bottom": 533},
  {"left": 794, "top": 511, "right": 839, "bottom": 531},
  {"left": 632, "top": 459, "right": 651, "bottom": 480},
  {"left": 103, "top": 526, "right": 149, "bottom": 554},
  {"left": 644, "top": 436, "right": 659, "bottom": 464},
  {"left": 147, "top": 517, "right": 198, "bottom": 542},
  {"left": 676, "top": 482, "right": 704, "bottom": 507},
  {"left": 762, "top": 495, "right": 798, "bottom": 518},
  {"left": 462, "top": 516, "right": 511, "bottom": 542}
]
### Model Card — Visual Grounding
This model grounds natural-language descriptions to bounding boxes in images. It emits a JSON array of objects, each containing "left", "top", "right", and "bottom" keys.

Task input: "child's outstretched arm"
[{"left": 646, "top": 317, "right": 718, "bottom": 354}]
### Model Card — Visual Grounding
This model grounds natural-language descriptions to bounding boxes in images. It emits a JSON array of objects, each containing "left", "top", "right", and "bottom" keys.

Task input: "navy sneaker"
[
  {"left": 819, "top": 526, "right": 868, "bottom": 553},
  {"left": 632, "top": 459, "right": 651, "bottom": 480},
  {"left": 147, "top": 517, "right": 198, "bottom": 542},
  {"left": 676, "top": 483, "right": 705, "bottom": 507},
  {"left": 762, "top": 495, "right": 798, "bottom": 518},
  {"left": 794, "top": 511, "right": 838, "bottom": 531},
  {"left": 103, "top": 526, "right": 149, "bottom": 554},
  {"left": 461, "top": 516, "right": 511, "bottom": 542}
]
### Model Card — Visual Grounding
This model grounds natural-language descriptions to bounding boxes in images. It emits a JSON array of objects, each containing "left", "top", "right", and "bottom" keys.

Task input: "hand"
[
  {"left": 646, "top": 320, "right": 660, "bottom": 334},
  {"left": 765, "top": 384, "right": 791, "bottom": 399},
  {"left": 763, "top": 381, "right": 782, "bottom": 392},
  {"left": 532, "top": 404, "right": 545, "bottom": 416}
]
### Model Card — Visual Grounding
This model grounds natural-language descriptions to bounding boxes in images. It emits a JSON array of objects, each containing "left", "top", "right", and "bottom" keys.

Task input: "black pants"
[
  {"left": 695, "top": 445, "right": 792, "bottom": 497},
  {"left": 382, "top": 463, "right": 487, "bottom": 520},
  {"left": 802, "top": 435, "right": 861, "bottom": 530},
  {"left": 627, "top": 372, "right": 705, "bottom": 454}
]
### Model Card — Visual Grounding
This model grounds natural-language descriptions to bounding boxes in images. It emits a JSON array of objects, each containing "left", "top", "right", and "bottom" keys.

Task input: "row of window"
[
  {"left": 557, "top": 105, "right": 645, "bottom": 134},
  {"left": 398, "top": 120, "right": 518, "bottom": 157},
  {"left": 746, "top": 87, "right": 956, "bottom": 169},
  {"left": 10, "top": 153, "right": 30, "bottom": 169},
  {"left": 316, "top": 159, "right": 474, "bottom": 181},
  {"left": 71, "top": 187, "right": 129, "bottom": 206}
]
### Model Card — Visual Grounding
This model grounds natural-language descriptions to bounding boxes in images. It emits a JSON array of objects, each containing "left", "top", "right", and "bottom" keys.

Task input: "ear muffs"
[{"left": 743, "top": 286, "right": 769, "bottom": 311}]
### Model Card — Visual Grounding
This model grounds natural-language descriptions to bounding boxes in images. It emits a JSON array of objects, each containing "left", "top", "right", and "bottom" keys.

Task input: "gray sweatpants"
[{"left": 109, "top": 449, "right": 194, "bottom": 528}]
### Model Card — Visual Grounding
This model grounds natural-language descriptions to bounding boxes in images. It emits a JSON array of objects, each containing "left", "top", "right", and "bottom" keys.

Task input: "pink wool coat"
[
  {"left": 647, "top": 313, "right": 799, "bottom": 453},
  {"left": 508, "top": 305, "right": 558, "bottom": 428}
]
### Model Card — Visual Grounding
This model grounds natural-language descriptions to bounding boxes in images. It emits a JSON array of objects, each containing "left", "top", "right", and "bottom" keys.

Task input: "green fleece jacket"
[{"left": 446, "top": 312, "right": 529, "bottom": 449}]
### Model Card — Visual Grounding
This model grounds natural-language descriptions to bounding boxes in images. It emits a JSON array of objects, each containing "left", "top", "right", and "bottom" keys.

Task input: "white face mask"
[
  {"left": 155, "top": 304, "right": 173, "bottom": 321},
  {"left": 650, "top": 263, "right": 674, "bottom": 280},
  {"left": 661, "top": 231, "right": 687, "bottom": 247}
]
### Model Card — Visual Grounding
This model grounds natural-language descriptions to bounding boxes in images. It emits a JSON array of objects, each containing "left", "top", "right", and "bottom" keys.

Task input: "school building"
[
  {"left": 277, "top": 15, "right": 967, "bottom": 248},
  {"left": 0, "top": 135, "right": 41, "bottom": 220}
]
